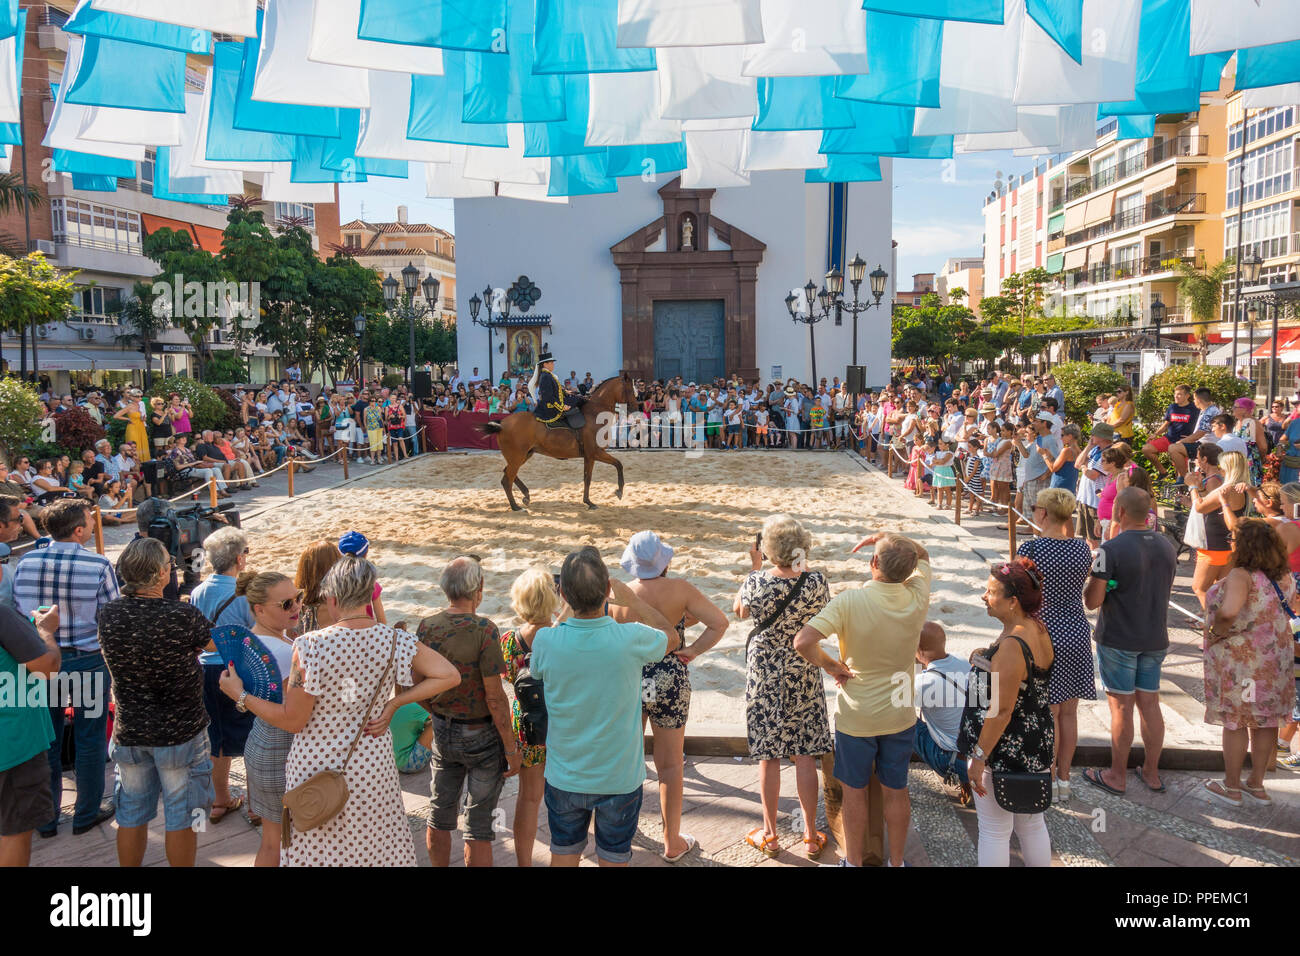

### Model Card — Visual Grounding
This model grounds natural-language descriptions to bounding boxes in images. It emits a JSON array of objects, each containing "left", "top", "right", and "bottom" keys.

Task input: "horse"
[{"left": 480, "top": 373, "right": 638, "bottom": 511}]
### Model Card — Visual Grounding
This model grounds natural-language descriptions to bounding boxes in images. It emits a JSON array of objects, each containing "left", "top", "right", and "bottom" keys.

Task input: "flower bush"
[
  {"left": 53, "top": 406, "right": 106, "bottom": 452},
  {"left": 0, "top": 377, "right": 44, "bottom": 462},
  {"left": 147, "top": 377, "right": 240, "bottom": 433},
  {"left": 1050, "top": 361, "right": 1127, "bottom": 426},
  {"left": 1135, "top": 365, "right": 1250, "bottom": 427}
]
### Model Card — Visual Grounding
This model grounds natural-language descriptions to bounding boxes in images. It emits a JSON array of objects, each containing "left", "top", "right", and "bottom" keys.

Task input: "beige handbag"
[{"left": 281, "top": 628, "right": 396, "bottom": 848}]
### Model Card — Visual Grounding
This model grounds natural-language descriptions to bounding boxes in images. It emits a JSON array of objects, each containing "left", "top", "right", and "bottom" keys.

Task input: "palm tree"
[
  {"left": 1172, "top": 257, "right": 1234, "bottom": 358},
  {"left": 0, "top": 172, "right": 42, "bottom": 215}
]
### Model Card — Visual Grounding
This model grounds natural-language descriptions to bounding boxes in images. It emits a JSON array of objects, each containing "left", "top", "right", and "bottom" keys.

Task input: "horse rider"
[{"left": 528, "top": 350, "right": 587, "bottom": 450}]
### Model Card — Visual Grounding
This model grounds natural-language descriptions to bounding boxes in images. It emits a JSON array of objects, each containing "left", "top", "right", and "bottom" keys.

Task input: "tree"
[
  {"left": 0, "top": 252, "right": 78, "bottom": 337},
  {"left": 1172, "top": 257, "right": 1235, "bottom": 358},
  {"left": 139, "top": 227, "right": 225, "bottom": 380},
  {"left": 109, "top": 288, "right": 170, "bottom": 390},
  {"left": 1050, "top": 361, "right": 1128, "bottom": 425},
  {"left": 977, "top": 294, "right": 1013, "bottom": 326},
  {"left": 0, "top": 377, "right": 43, "bottom": 460},
  {"left": 0, "top": 173, "right": 44, "bottom": 215},
  {"left": 1000, "top": 267, "right": 1051, "bottom": 338}
]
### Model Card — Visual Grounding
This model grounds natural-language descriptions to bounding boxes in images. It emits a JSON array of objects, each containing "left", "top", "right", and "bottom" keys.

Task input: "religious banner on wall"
[{"left": 508, "top": 326, "right": 542, "bottom": 375}]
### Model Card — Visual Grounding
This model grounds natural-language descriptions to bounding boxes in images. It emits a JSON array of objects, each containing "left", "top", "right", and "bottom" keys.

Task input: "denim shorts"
[
  {"left": 833, "top": 724, "right": 914, "bottom": 790},
  {"left": 1097, "top": 645, "right": 1167, "bottom": 695},
  {"left": 545, "top": 783, "right": 643, "bottom": 864},
  {"left": 111, "top": 729, "right": 214, "bottom": 832},
  {"left": 428, "top": 717, "right": 506, "bottom": 842}
]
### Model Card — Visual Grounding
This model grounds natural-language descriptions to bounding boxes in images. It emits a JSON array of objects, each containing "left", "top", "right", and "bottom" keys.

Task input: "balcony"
[
  {"left": 1064, "top": 192, "right": 1206, "bottom": 246},
  {"left": 1060, "top": 251, "right": 1203, "bottom": 291},
  {"left": 1065, "top": 136, "right": 1209, "bottom": 201}
]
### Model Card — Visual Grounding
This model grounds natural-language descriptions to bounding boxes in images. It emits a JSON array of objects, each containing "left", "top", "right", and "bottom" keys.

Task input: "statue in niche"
[{"left": 681, "top": 216, "right": 694, "bottom": 251}]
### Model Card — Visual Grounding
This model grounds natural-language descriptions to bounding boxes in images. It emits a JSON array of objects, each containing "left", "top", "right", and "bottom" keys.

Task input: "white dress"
[{"left": 281, "top": 623, "right": 419, "bottom": 867}]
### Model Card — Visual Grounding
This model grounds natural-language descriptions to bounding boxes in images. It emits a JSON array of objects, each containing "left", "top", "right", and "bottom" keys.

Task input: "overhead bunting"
[{"left": 12, "top": 0, "right": 1295, "bottom": 200}]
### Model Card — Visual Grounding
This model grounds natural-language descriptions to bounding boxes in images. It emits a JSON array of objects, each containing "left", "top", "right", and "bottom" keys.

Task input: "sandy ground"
[{"left": 239, "top": 449, "right": 1004, "bottom": 731}]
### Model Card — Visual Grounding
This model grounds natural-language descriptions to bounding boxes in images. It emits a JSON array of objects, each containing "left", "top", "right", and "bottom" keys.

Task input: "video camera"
[{"left": 141, "top": 497, "right": 240, "bottom": 593}]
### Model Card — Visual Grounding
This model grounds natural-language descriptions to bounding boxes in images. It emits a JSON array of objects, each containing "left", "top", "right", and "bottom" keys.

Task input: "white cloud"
[{"left": 892, "top": 220, "right": 985, "bottom": 259}]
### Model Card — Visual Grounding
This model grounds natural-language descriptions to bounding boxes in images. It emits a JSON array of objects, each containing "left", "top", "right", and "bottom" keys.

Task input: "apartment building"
[
  {"left": 894, "top": 272, "right": 936, "bottom": 310},
  {"left": 0, "top": 2, "right": 342, "bottom": 392},
  {"left": 339, "top": 207, "right": 457, "bottom": 324},
  {"left": 1220, "top": 80, "right": 1300, "bottom": 393},
  {"left": 935, "top": 256, "right": 984, "bottom": 314},
  {"left": 983, "top": 99, "right": 1228, "bottom": 342}
]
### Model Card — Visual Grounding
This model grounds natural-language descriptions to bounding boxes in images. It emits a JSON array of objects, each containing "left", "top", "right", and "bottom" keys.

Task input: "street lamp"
[
  {"left": 1149, "top": 295, "right": 1165, "bottom": 352},
  {"left": 787, "top": 253, "right": 888, "bottom": 375},
  {"left": 786, "top": 282, "right": 837, "bottom": 386},
  {"left": 353, "top": 313, "right": 367, "bottom": 385},
  {"left": 470, "top": 284, "right": 512, "bottom": 385},
  {"left": 382, "top": 263, "right": 439, "bottom": 385},
  {"left": 1242, "top": 251, "right": 1264, "bottom": 285}
]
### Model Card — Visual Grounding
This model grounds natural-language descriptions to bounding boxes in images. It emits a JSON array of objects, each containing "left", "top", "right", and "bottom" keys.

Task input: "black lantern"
[
  {"left": 353, "top": 313, "right": 366, "bottom": 335},
  {"left": 1149, "top": 296, "right": 1166, "bottom": 350},
  {"left": 784, "top": 292, "right": 798, "bottom": 318},
  {"left": 1247, "top": 303, "right": 1259, "bottom": 323},
  {"left": 422, "top": 273, "right": 439, "bottom": 306},
  {"left": 825, "top": 267, "right": 844, "bottom": 297},
  {"left": 468, "top": 292, "right": 481, "bottom": 321},
  {"left": 382, "top": 273, "right": 398, "bottom": 306},
  {"left": 1242, "top": 252, "right": 1264, "bottom": 284},
  {"left": 869, "top": 264, "right": 888, "bottom": 301},
  {"left": 401, "top": 261, "right": 420, "bottom": 296},
  {"left": 848, "top": 253, "right": 867, "bottom": 288}
]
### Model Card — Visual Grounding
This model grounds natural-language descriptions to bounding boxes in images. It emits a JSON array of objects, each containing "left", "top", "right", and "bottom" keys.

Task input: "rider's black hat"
[{"left": 537, "top": 351, "right": 555, "bottom": 364}]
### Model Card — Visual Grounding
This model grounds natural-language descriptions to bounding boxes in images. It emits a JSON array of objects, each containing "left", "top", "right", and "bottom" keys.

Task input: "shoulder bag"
[
  {"left": 281, "top": 626, "right": 397, "bottom": 847},
  {"left": 746, "top": 571, "right": 810, "bottom": 652},
  {"left": 512, "top": 629, "right": 547, "bottom": 747},
  {"left": 989, "top": 636, "right": 1052, "bottom": 814}
]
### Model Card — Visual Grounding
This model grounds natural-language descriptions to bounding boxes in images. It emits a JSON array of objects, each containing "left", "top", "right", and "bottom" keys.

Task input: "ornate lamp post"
[
  {"left": 787, "top": 254, "right": 888, "bottom": 379},
  {"left": 382, "top": 262, "right": 440, "bottom": 385},
  {"left": 468, "top": 277, "right": 544, "bottom": 385},
  {"left": 353, "top": 312, "right": 367, "bottom": 385},
  {"left": 1149, "top": 295, "right": 1165, "bottom": 352}
]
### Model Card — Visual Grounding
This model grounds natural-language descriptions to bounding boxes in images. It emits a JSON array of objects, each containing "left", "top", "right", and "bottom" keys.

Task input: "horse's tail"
[{"left": 478, "top": 421, "right": 504, "bottom": 435}]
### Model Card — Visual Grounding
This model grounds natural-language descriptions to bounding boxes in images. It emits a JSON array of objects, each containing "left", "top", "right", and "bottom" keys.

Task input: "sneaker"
[{"left": 1278, "top": 752, "right": 1300, "bottom": 771}]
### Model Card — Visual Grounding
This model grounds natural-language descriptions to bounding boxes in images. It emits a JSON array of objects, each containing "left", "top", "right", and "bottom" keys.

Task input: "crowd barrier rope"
[{"left": 872, "top": 436, "right": 1205, "bottom": 628}]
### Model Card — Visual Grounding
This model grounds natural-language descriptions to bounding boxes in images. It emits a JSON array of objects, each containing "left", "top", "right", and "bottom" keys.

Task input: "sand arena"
[{"left": 240, "top": 449, "right": 1004, "bottom": 731}]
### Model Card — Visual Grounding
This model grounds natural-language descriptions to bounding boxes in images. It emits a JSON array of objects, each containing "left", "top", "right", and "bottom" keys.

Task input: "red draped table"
[{"left": 424, "top": 411, "right": 509, "bottom": 450}]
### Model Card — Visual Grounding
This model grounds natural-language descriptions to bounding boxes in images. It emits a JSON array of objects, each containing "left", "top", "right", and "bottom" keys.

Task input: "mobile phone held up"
[
  {"left": 754, "top": 532, "right": 762, "bottom": 553},
  {"left": 551, "top": 572, "right": 561, "bottom": 593}
]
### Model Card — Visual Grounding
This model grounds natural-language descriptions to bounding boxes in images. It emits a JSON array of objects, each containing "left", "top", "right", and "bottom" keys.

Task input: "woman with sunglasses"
[{"left": 238, "top": 571, "right": 304, "bottom": 866}]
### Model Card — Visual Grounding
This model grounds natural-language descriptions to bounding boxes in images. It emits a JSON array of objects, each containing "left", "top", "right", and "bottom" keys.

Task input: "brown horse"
[{"left": 480, "top": 373, "right": 637, "bottom": 511}]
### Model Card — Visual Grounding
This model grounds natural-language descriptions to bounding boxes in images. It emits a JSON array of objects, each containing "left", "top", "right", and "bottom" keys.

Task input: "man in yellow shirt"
[{"left": 795, "top": 533, "right": 931, "bottom": 867}]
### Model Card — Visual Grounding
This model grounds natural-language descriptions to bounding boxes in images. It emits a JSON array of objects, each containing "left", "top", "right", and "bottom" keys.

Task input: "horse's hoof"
[
  {"left": 616, "top": 490, "right": 624, "bottom": 500},
  {"left": 586, "top": 502, "right": 597, "bottom": 510},
  {"left": 511, "top": 504, "right": 523, "bottom": 512}
]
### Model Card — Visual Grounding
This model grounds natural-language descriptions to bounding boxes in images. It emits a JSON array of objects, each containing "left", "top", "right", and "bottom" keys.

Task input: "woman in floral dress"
[
  {"left": 1203, "top": 519, "right": 1299, "bottom": 809},
  {"left": 734, "top": 515, "right": 832, "bottom": 859},
  {"left": 1232, "top": 397, "right": 1267, "bottom": 487},
  {"left": 498, "top": 567, "right": 558, "bottom": 867}
]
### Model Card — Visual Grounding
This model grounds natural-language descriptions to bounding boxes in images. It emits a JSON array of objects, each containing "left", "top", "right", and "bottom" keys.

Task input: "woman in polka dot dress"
[{"left": 220, "top": 556, "right": 459, "bottom": 867}]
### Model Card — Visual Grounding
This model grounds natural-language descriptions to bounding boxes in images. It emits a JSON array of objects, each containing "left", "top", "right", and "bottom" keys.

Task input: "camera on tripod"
[{"left": 142, "top": 498, "right": 240, "bottom": 594}]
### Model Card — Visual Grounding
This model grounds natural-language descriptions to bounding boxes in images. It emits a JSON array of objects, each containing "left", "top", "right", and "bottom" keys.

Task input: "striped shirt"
[{"left": 12, "top": 542, "right": 121, "bottom": 652}]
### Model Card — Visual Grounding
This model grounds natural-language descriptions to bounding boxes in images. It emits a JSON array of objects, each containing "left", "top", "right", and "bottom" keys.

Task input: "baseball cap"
[{"left": 338, "top": 531, "right": 370, "bottom": 557}]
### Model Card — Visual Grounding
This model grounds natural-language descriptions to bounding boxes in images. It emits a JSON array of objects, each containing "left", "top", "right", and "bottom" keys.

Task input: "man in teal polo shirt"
[
  {"left": 0, "top": 603, "right": 60, "bottom": 865},
  {"left": 532, "top": 547, "right": 677, "bottom": 867}
]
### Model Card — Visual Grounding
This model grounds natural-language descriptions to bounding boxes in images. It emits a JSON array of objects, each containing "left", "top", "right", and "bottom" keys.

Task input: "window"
[
  {"left": 1092, "top": 152, "right": 1118, "bottom": 189},
  {"left": 140, "top": 149, "right": 155, "bottom": 196},
  {"left": 1226, "top": 138, "right": 1293, "bottom": 206},
  {"left": 345, "top": 233, "right": 360, "bottom": 249},
  {"left": 912, "top": 296, "right": 921, "bottom": 306},
  {"left": 1227, "top": 107, "right": 1296, "bottom": 151},
  {"left": 73, "top": 286, "right": 123, "bottom": 320},
  {"left": 50, "top": 199, "right": 143, "bottom": 254},
  {"left": 274, "top": 202, "right": 315, "bottom": 228},
  {"left": 1225, "top": 200, "right": 1292, "bottom": 260}
]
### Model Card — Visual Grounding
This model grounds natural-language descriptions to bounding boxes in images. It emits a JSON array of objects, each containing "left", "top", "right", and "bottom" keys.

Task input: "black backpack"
[{"left": 513, "top": 664, "right": 547, "bottom": 747}]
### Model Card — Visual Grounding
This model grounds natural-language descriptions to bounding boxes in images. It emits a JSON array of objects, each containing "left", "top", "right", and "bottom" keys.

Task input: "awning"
[
  {"left": 192, "top": 224, "right": 224, "bottom": 254},
  {"left": 1087, "top": 240, "right": 1109, "bottom": 264},
  {"left": 2, "top": 347, "right": 146, "bottom": 371},
  {"left": 1143, "top": 163, "right": 1179, "bottom": 194},
  {"left": 1205, "top": 341, "right": 1236, "bottom": 367},
  {"left": 1251, "top": 329, "right": 1300, "bottom": 363},
  {"left": 1046, "top": 252, "right": 1064, "bottom": 274},
  {"left": 1083, "top": 193, "right": 1115, "bottom": 226},
  {"left": 1063, "top": 246, "right": 1087, "bottom": 270},
  {"left": 1047, "top": 212, "right": 1065, "bottom": 234},
  {"left": 1063, "top": 202, "right": 1087, "bottom": 233}
]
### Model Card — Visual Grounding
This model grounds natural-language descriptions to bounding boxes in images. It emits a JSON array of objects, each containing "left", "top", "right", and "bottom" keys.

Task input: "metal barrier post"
[
  {"left": 93, "top": 506, "right": 105, "bottom": 555},
  {"left": 288, "top": 459, "right": 296, "bottom": 497}
]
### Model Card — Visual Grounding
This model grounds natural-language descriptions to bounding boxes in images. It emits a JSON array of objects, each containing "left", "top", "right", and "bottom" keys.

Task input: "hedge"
[
  {"left": 147, "top": 377, "right": 241, "bottom": 433},
  {"left": 1135, "top": 365, "right": 1250, "bottom": 427},
  {"left": 1050, "top": 361, "right": 1128, "bottom": 426}
]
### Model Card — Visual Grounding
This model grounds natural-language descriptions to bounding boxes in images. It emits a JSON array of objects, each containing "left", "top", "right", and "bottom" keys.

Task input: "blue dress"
[
  {"left": 1017, "top": 536, "right": 1096, "bottom": 705},
  {"left": 1281, "top": 416, "right": 1300, "bottom": 484}
]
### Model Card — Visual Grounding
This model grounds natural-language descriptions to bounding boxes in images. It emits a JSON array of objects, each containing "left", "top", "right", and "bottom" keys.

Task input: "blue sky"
[{"left": 338, "top": 149, "right": 1044, "bottom": 293}]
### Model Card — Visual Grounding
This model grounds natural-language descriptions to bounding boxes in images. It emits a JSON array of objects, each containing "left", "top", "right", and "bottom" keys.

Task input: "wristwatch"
[
  {"left": 971, "top": 743, "right": 987, "bottom": 762},
  {"left": 235, "top": 691, "right": 248, "bottom": 713}
]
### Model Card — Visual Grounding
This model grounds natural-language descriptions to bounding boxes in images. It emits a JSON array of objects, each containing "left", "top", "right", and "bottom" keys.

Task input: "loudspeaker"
[
  {"left": 845, "top": 365, "right": 867, "bottom": 394},
  {"left": 412, "top": 370, "right": 432, "bottom": 399}
]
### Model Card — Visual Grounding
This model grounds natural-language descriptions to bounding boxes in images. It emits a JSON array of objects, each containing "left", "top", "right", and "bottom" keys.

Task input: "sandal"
[
  {"left": 1203, "top": 779, "right": 1242, "bottom": 809},
  {"left": 1083, "top": 767, "right": 1125, "bottom": 796},
  {"left": 803, "top": 830, "right": 828, "bottom": 860},
  {"left": 661, "top": 833, "right": 697, "bottom": 863},
  {"left": 209, "top": 796, "right": 243, "bottom": 823},
  {"left": 745, "top": 827, "right": 780, "bottom": 858},
  {"left": 1240, "top": 783, "right": 1272, "bottom": 806}
]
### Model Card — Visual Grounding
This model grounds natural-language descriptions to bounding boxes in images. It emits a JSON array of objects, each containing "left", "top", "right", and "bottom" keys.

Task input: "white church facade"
[{"left": 453, "top": 166, "right": 893, "bottom": 388}]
